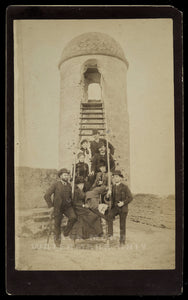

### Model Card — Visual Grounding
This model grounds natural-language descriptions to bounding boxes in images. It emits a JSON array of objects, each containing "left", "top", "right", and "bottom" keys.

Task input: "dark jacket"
[
  {"left": 73, "top": 186, "right": 86, "bottom": 207},
  {"left": 91, "top": 153, "right": 115, "bottom": 173},
  {"left": 92, "top": 171, "right": 112, "bottom": 188},
  {"left": 44, "top": 180, "right": 72, "bottom": 210},
  {"left": 90, "top": 138, "right": 114, "bottom": 157},
  {"left": 111, "top": 183, "right": 133, "bottom": 212},
  {"left": 85, "top": 185, "right": 107, "bottom": 209},
  {"left": 75, "top": 162, "right": 89, "bottom": 179}
]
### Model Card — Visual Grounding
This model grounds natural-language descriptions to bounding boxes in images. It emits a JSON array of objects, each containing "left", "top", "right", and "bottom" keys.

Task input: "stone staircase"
[{"left": 79, "top": 99, "right": 106, "bottom": 140}]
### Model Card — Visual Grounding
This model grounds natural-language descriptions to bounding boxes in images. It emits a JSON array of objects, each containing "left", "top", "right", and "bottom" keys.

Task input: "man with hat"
[
  {"left": 107, "top": 170, "right": 133, "bottom": 246},
  {"left": 91, "top": 142, "right": 115, "bottom": 175},
  {"left": 91, "top": 163, "right": 112, "bottom": 188},
  {"left": 44, "top": 168, "right": 77, "bottom": 247},
  {"left": 90, "top": 129, "right": 114, "bottom": 158}
]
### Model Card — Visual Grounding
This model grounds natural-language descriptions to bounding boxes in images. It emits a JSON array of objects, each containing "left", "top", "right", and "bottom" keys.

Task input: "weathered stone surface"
[
  {"left": 129, "top": 194, "right": 175, "bottom": 229},
  {"left": 59, "top": 54, "right": 130, "bottom": 184},
  {"left": 15, "top": 167, "right": 58, "bottom": 209},
  {"left": 59, "top": 32, "right": 128, "bottom": 68}
]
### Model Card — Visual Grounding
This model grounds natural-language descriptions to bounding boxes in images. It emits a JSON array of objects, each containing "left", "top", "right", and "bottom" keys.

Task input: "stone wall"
[
  {"left": 15, "top": 166, "right": 58, "bottom": 210},
  {"left": 128, "top": 194, "right": 175, "bottom": 229}
]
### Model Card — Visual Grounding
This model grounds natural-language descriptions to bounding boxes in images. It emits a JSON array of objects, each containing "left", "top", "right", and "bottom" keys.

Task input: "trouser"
[
  {"left": 107, "top": 206, "right": 128, "bottom": 244},
  {"left": 54, "top": 206, "right": 77, "bottom": 245}
]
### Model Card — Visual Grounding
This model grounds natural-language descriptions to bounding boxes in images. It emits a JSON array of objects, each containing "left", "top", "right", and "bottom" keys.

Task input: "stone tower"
[{"left": 58, "top": 32, "right": 130, "bottom": 184}]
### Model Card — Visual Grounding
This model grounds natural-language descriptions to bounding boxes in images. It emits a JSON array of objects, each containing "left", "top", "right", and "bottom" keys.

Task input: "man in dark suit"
[
  {"left": 90, "top": 129, "right": 114, "bottom": 157},
  {"left": 91, "top": 142, "right": 115, "bottom": 174},
  {"left": 107, "top": 170, "right": 133, "bottom": 246},
  {"left": 44, "top": 168, "right": 77, "bottom": 247}
]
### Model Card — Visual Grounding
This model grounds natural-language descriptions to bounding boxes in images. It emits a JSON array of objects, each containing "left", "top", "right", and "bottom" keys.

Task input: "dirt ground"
[{"left": 15, "top": 217, "right": 175, "bottom": 271}]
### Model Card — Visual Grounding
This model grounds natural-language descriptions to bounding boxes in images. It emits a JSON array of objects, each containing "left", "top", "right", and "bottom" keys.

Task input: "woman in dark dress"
[
  {"left": 75, "top": 152, "right": 89, "bottom": 179},
  {"left": 69, "top": 176, "right": 103, "bottom": 240}
]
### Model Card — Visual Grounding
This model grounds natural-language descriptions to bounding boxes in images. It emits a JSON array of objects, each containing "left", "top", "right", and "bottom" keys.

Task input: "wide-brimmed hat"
[
  {"left": 112, "top": 170, "right": 124, "bottom": 178},
  {"left": 58, "top": 168, "right": 70, "bottom": 177},
  {"left": 75, "top": 176, "right": 85, "bottom": 184}
]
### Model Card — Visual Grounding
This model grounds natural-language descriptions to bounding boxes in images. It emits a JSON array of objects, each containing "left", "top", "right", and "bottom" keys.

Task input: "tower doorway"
[{"left": 82, "top": 61, "right": 102, "bottom": 103}]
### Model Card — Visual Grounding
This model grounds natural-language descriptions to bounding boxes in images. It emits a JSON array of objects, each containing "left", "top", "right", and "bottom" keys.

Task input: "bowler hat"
[
  {"left": 112, "top": 170, "right": 124, "bottom": 178},
  {"left": 75, "top": 176, "right": 85, "bottom": 184},
  {"left": 58, "top": 168, "right": 70, "bottom": 177}
]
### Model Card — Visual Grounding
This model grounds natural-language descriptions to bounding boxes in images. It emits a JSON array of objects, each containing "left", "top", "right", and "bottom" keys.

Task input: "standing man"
[
  {"left": 90, "top": 129, "right": 114, "bottom": 157},
  {"left": 44, "top": 168, "right": 77, "bottom": 247},
  {"left": 107, "top": 170, "right": 133, "bottom": 246}
]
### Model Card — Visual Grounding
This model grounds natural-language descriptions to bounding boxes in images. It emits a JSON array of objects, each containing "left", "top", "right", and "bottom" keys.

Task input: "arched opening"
[
  {"left": 88, "top": 83, "right": 101, "bottom": 100},
  {"left": 81, "top": 60, "right": 102, "bottom": 102}
]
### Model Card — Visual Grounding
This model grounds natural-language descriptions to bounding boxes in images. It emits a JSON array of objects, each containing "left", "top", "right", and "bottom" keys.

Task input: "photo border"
[{"left": 6, "top": 5, "right": 183, "bottom": 295}]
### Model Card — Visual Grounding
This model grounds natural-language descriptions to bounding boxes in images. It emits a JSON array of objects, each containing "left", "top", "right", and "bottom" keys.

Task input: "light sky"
[{"left": 14, "top": 19, "right": 175, "bottom": 195}]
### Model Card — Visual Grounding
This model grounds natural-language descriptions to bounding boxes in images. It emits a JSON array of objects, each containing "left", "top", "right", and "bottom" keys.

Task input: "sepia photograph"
[
  {"left": 5, "top": 3, "right": 185, "bottom": 295},
  {"left": 11, "top": 13, "right": 180, "bottom": 277},
  {"left": 13, "top": 17, "right": 177, "bottom": 272}
]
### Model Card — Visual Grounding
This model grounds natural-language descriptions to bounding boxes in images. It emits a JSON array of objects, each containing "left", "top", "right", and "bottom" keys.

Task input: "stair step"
[
  {"left": 80, "top": 122, "right": 105, "bottom": 125},
  {"left": 81, "top": 109, "right": 103, "bottom": 113},
  {"left": 80, "top": 117, "right": 104, "bottom": 120},
  {"left": 81, "top": 103, "right": 103, "bottom": 108},
  {"left": 80, "top": 127, "right": 105, "bottom": 131},
  {"left": 87, "top": 103, "right": 101, "bottom": 105},
  {"left": 80, "top": 100, "right": 106, "bottom": 138},
  {"left": 81, "top": 119, "right": 105, "bottom": 123},
  {"left": 80, "top": 126, "right": 105, "bottom": 130},
  {"left": 80, "top": 133, "right": 105, "bottom": 137},
  {"left": 81, "top": 111, "right": 104, "bottom": 115},
  {"left": 88, "top": 99, "right": 101, "bottom": 102}
]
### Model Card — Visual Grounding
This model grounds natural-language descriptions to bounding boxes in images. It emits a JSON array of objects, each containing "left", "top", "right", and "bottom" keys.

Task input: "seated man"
[
  {"left": 91, "top": 142, "right": 115, "bottom": 175},
  {"left": 83, "top": 183, "right": 110, "bottom": 220},
  {"left": 92, "top": 163, "right": 112, "bottom": 189},
  {"left": 90, "top": 129, "right": 114, "bottom": 157},
  {"left": 84, "top": 185, "right": 107, "bottom": 210}
]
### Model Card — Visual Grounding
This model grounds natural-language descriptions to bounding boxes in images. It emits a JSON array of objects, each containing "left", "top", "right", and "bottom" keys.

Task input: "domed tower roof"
[{"left": 58, "top": 32, "right": 128, "bottom": 68}]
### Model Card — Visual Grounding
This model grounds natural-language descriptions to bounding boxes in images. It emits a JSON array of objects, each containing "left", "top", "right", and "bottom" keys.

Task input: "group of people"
[{"left": 44, "top": 129, "right": 133, "bottom": 248}]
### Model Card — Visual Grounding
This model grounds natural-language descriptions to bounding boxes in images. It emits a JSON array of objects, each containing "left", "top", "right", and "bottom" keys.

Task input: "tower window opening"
[
  {"left": 82, "top": 64, "right": 101, "bottom": 102},
  {"left": 88, "top": 83, "right": 101, "bottom": 100}
]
